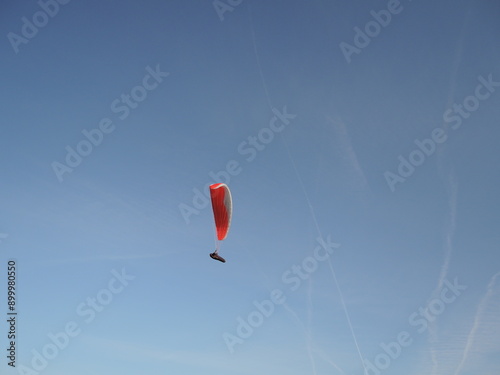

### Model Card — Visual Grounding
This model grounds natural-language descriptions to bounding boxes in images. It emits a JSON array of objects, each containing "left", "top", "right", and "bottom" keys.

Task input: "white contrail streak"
[
  {"left": 249, "top": 7, "right": 367, "bottom": 374},
  {"left": 453, "top": 272, "right": 500, "bottom": 375}
]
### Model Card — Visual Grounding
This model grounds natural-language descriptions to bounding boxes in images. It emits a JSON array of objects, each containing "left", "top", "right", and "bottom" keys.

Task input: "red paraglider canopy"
[{"left": 210, "top": 183, "right": 232, "bottom": 241}]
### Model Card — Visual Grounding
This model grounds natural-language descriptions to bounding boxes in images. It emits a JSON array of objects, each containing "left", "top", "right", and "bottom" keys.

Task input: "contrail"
[
  {"left": 314, "top": 346, "right": 349, "bottom": 375},
  {"left": 306, "top": 278, "right": 319, "bottom": 374},
  {"left": 453, "top": 271, "right": 500, "bottom": 375},
  {"left": 281, "top": 299, "right": 319, "bottom": 375},
  {"left": 249, "top": 7, "right": 367, "bottom": 374},
  {"left": 427, "top": 170, "right": 458, "bottom": 374},
  {"left": 427, "top": 7, "right": 469, "bottom": 370},
  {"left": 326, "top": 116, "right": 369, "bottom": 194}
]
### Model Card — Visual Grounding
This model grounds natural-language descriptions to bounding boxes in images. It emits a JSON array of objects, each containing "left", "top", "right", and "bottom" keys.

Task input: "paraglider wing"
[{"left": 209, "top": 183, "right": 232, "bottom": 241}]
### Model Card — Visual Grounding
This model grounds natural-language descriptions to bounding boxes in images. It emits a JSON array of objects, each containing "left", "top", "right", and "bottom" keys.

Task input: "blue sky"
[{"left": 1, "top": 0, "right": 499, "bottom": 374}]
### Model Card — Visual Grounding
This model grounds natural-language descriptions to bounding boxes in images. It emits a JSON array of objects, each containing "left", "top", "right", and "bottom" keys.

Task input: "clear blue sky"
[{"left": 1, "top": 0, "right": 499, "bottom": 374}]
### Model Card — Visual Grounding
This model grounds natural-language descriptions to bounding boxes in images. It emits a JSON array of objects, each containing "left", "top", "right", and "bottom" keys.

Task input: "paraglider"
[{"left": 209, "top": 183, "right": 232, "bottom": 263}]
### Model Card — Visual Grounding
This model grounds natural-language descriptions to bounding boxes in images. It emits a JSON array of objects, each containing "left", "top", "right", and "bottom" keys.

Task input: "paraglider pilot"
[{"left": 210, "top": 251, "right": 226, "bottom": 263}]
